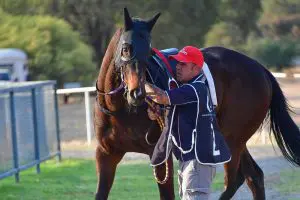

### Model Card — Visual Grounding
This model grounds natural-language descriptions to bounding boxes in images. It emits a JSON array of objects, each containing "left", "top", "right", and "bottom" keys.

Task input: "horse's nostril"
[
  {"left": 130, "top": 88, "right": 143, "bottom": 100},
  {"left": 129, "top": 90, "right": 135, "bottom": 99},
  {"left": 129, "top": 90, "right": 138, "bottom": 99},
  {"left": 133, "top": 89, "right": 139, "bottom": 99}
]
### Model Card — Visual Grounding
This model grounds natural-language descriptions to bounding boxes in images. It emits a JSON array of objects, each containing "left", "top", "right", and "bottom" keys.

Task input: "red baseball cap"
[{"left": 169, "top": 46, "right": 204, "bottom": 68}]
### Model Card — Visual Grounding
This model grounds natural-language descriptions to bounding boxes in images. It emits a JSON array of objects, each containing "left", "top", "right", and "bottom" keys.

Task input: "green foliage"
[
  {"left": 205, "top": 22, "right": 244, "bottom": 50},
  {"left": 47, "top": 0, "right": 219, "bottom": 66},
  {"left": 51, "top": 0, "right": 124, "bottom": 66},
  {"left": 157, "top": 0, "right": 219, "bottom": 48},
  {"left": 1, "top": 0, "right": 299, "bottom": 76},
  {"left": 0, "top": 0, "right": 52, "bottom": 15},
  {"left": 246, "top": 37, "right": 299, "bottom": 70},
  {"left": 276, "top": 169, "right": 300, "bottom": 194},
  {"left": 0, "top": 12, "right": 95, "bottom": 86},
  {"left": 259, "top": 0, "right": 300, "bottom": 38},
  {"left": 125, "top": 0, "right": 219, "bottom": 49},
  {"left": 242, "top": 0, "right": 299, "bottom": 71},
  {"left": 261, "top": 0, "right": 299, "bottom": 18},
  {"left": 218, "top": 0, "right": 262, "bottom": 40}
]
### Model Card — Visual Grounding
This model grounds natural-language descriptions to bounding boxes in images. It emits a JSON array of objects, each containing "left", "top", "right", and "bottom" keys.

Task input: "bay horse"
[{"left": 94, "top": 8, "right": 300, "bottom": 200}]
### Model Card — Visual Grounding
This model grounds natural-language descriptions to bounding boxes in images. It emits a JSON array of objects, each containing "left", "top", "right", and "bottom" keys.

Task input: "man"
[{"left": 145, "top": 46, "right": 231, "bottom": 200}]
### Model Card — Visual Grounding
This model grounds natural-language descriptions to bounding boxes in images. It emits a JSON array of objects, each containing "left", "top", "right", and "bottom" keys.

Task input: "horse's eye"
[
  {"left": 122, "top": 45, "right": 131, "bottom": 58},
  {"left": 123, "top": 46, "right": 129, "bottom": 52}
]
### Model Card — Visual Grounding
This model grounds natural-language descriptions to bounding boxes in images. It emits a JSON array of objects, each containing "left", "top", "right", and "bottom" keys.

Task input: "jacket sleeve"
[{"left": 165, "top": 84, "right": 198, "bottom": 105}]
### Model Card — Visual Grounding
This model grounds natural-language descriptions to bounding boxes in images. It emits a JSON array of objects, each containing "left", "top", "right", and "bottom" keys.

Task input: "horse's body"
[{"left": 94, "top": 9, "right": 300, "bottom": 200}]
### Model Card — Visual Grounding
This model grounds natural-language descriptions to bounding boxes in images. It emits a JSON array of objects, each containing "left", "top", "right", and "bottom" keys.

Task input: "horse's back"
[
  {"left": 202, "top": 46, "right": 271, "bottom": 100},
  {"left": 202, "top": 46, "right": 267, "bottom": 77},
  {"left": 202, "top": 46, "right": 272, "bottom": 140}
]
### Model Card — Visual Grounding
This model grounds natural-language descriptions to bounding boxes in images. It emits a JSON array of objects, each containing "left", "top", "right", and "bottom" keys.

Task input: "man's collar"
[{"left": 188, "top": 72, "right": 204, "bottom": 83}]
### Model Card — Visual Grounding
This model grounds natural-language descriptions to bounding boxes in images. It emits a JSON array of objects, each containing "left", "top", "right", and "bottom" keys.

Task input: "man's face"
[{"left": 176, "top": 62, "right": 197, "bottom": 83}]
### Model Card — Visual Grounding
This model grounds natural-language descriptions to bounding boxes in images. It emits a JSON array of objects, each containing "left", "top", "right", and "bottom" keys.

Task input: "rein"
[
  {"left": 95, "top": 50, "right": 170, "bottom": 185},
  {"left": 145, "top": 97, "right": 169, "bottom": 184},
  {"left": 95, "top": 80, "right": 126, "bottom": 116},
  {"left": 95, "top": 80, "right": 126, "bottom": 96}
]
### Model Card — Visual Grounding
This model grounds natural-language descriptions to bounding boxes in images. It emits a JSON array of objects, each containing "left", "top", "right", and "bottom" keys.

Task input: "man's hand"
[{"left": 145, "top": 83, "right": 170, "bottom": 105}]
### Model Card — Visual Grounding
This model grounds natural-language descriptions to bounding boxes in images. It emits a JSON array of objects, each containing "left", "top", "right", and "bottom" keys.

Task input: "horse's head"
[{"left": 116, "top": 8, "right": 160, "bottom": 106}]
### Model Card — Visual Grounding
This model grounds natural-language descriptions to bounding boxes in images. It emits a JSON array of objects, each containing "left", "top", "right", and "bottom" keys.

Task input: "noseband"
[{"left": 95, "top": 53, "right": 138, "bottom": 115}]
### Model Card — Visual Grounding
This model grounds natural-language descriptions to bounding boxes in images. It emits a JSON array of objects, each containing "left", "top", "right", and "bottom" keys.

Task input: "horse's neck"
[
  {"left": 97, "top": 28, "right": 122, "bottom": 89},
  {"left": 104, "top": 63, "right": 125, "bottom": 111},
  {"left": 97, "top": 28, "right": 125, "bottom": 110}
]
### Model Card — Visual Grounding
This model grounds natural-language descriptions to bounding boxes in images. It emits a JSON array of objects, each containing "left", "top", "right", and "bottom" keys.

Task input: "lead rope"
[
  {"left": 153, "top": 160, "right": 169, "bottom": 184},
  {"left": 144, "top": 98, "right": 169, "bottom": 184},
  {"left": 144, "top": 98, "right": 164, "bottom": 130}
]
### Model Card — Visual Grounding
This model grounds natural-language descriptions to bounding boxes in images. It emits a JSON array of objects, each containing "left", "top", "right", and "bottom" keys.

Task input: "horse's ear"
[
  {"left": 124, "top": 7, "right": 133, "bottom": 31},
  {"left": 147, "top": 12, "right": 161, "bottom": 32}
]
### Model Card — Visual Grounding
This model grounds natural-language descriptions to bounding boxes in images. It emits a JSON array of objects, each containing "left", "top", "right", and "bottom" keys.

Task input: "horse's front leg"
[
  {"left": 95, "top": 147, "right": 124, "bottom": 200},
  {"left": 154, "top": 156, "right": 175, "bottom": 200}
]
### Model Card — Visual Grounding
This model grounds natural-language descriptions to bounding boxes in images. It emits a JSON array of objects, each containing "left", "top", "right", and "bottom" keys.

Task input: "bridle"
[
  {"left": 95, "top": 49, "right": 137, "bottom": 115},
  {"left": 95, "top": 39, "right": 169, "bottom": 185}
]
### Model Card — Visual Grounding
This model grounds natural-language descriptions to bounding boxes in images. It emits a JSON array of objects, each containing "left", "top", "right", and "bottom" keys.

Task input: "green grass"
[
  {"left": 275, "top": 169, "right": 300, "bottom": 195},
  {"left": 0, "top": 159, "right": 224, "bottom": 200}
]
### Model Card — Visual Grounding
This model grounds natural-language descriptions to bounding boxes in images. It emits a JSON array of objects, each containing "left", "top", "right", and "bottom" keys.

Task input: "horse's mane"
[
  {"left": 97, "top": 28, "right": 123, "bottom": 92},
  {"left": 94, "top": 28, "right": 124, "bottom": 153}
]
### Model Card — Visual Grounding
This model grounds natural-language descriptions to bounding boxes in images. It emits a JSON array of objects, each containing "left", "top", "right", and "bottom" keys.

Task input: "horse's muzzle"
[{"left": 127, "top": 87, "right": 145, "bottom": 106}]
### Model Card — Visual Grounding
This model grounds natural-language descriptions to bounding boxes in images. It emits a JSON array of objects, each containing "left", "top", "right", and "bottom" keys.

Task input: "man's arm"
[{"left": 145, "top": 83, "right": 170, "bottom": 105}]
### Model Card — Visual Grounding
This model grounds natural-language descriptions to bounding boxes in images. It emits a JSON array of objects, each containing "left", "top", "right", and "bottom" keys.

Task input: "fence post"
[
  {"left": 10, "top": 91, "right": 19, "bottom": 182},
  {"left": 54, "top": 85, "right": 62, "bottom": 161},
  {"left": 84, "top": 91, "right": 92, "bottom": 145},
  {"left": 31, "top": 88, "right": 40, "bottom": 173}
]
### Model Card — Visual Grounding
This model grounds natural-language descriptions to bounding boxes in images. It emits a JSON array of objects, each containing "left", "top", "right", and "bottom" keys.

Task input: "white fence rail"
[
  {"left": 57, "top": 87, "right": 96, "bottom": 145},
  {"left": 56, "top": 73, "right": 300, "bottom": 145}
]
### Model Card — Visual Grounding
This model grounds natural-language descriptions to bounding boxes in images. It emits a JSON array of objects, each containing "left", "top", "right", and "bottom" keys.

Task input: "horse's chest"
[
  {"left": 124, "top": 124, "right": 147, "bottom": 138},
  {"left": 107, "top": 125, "right": 148, "bottom": 152},
  {"left": 103, "top": 110, "right": 154, "bottom": 152}
]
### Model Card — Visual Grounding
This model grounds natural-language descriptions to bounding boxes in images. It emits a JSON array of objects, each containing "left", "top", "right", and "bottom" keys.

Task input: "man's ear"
[
  {"left": 192, "top": 64, "right": 198, "bottom": 71},
  {"left": 195, "top": 65, "right": 201, "bottom": 74}
]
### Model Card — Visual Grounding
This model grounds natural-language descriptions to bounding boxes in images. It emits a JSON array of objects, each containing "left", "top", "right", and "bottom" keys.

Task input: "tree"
[
  {"left": 1, "top": 0, "right": 226, "bottom": 68},
  {"left": 259, "top": 0, "right": 300, "bottom": 39},
  {"left": 47, "top": 0, "right": 220, "bottom": 65},
  {"left": 121, "top": 0, "right": 219, "bottom": 49},
  {"left": 0, "top": 0, "right": 51, "bottom": 15},
  {"left": 218, "top": 0, "right": 262, "bottom": 41},
  {"left": 47, "top": 0, "right": 126, "bottom": 67},
  {"left": 246, "top": 37, "right": 299, "bottom": 70},
  {"left": 205, "top": 22, "right": 244, "bottom": 50},
  {"left": 0, "top": 11, "right": 95, "bottom": 86}
]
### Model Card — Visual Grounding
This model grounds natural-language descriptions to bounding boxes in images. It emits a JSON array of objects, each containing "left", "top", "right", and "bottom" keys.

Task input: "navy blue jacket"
[{"left": 150, "top": 74, "right": 231, "bottom": 166}]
